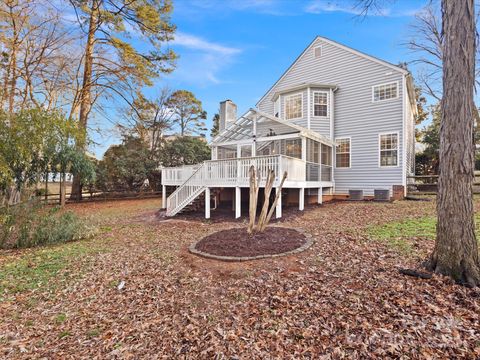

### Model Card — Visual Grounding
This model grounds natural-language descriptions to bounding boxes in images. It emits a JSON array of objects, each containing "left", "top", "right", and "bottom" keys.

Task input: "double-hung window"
[
  {"left": 373, "top": 82, "right": 398, "bottom": 102},
  {"left": 284, "top": 93, "right": 302, "bottom": 120},
  {"left": 379, "top": 133, "right": 398, "bottom": 167},
  {"left": 313, "top": 91, "right": 328, "bottom": 117},
  {"left": 335, "top": 138, "right": 350, "bottom": 168}
]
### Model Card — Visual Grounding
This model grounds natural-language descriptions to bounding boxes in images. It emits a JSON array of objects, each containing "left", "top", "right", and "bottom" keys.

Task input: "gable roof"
[{"left": 256, "top": 36, "right": 409, "bottom": 106}]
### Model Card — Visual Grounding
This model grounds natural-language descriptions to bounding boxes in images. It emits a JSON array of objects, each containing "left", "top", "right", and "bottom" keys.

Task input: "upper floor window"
[
  {"left": 274, "top": 97, "right": 280, "bottom": 117},
  {"left": 313, "top": 91, "right": 328, "bottom": 117},
  {"left": 284, "top": 93, "right": 302, "bottom": 120},
  {"left": 373, "top": 82, "right": 398, "bottom": 102},
  {"left": 314, "top": 46, "right": 322, "bottom": 59},
  {"left": 335, "top": 138, "right": 351, "bottom": 168},
  {"left": 379, "top": 133, "right": 398, "bottom": 167}
]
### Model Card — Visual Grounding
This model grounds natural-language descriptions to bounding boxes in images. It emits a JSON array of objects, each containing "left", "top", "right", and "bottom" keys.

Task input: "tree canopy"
[{"left": 167, "top": 90, "right": 207, "bottom": 136}]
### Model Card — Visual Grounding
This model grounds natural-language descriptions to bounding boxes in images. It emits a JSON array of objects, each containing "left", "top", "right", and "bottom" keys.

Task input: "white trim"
[
  {"left": 335, "top": 137, "right": 351, "bottom": 169},
  {"left": 205, "top": 187, "right": 210, "bottom": 219},
  {"left": 311, "top": 90, "right": 329, "bottom": 118},
  {"left": 272, "top": 83, "right": 337, "bottom": 101},
  {"left": 235, "top": 187, "right": 241, "bottom": 218},
  {"left": 275, "top": 187, "right": 282, "bottom": 218},
  {"left": 215, "top": 132, "right": 300, "bottom": 147},
  {"left": 299, "top": 188, "right": 305, "bottom": 211},
  {"left": 378, "top": 132, "right": 400, "bottom": 168},
  {"left": 256, "top": 36, "right": 408, "bottom": 107},
  {"left": 301, "top": 137, "right": 307, "bottom": 161},
  {"left": 284, "top": 92, "right": 303, "bottom": 121},
  {"left": 329, "top": 88, "right": 334, "bottom": 142},
  {"left": 372, "top": 81, "right": 400, "bottom": 103},
  {"left": 307, "top": 87, "right": 311, "bottom": 129},
  {"left": 274, "top": 96, "right": 280, "bottom": 117}
]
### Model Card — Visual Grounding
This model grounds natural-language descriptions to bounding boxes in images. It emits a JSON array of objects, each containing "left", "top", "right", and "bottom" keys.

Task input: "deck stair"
[{"left": 166, "top": 163, "right": 222, "bottom": 216}]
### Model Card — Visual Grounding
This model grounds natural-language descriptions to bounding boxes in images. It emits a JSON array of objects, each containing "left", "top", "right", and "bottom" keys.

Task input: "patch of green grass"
[
  {"left": 55, "top": 313, "right": 67, "bottom": 324},
  {"left": 0, "top": 240, "right": 107, "bottom": 300},
  {"left": 58, "top": 331, "right": 71, "bottom": 339},
  {"left": 366, "top": 216, "right": 435, "bottom": 255},
  {"left": 366, "top": 214, "right": 480, "bottom": 255},
  {"left": 368, "top": 217, "right": 437, "bottom": 242}
]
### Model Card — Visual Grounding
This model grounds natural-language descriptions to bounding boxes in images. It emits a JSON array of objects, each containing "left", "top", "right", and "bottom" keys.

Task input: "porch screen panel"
[
  {"left": 321, "top": 144, "right": 333, "bottom": 181},
  {"left": 306, "top": 139, "right": 320, "bottom": 181},
  {"left": 285, "top": 139, "right": 302, "bottom": 158},
  {"left": 217, "top": 147, "right": 236, "bottom": 160}
]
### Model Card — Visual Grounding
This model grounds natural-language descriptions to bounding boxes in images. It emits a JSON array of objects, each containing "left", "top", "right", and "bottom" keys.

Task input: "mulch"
[{"left": 194, "top": 227, "right": 306, "bottom": 257}]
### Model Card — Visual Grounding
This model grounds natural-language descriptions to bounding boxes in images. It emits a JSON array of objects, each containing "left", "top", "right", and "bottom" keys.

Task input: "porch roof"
[{"left": 211, "top": 108, "right": 334, "bottom": 147}]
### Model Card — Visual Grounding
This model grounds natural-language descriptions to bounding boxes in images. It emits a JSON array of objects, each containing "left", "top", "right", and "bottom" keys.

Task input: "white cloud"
[
  {"left": 176, "top": 0, "right": 290, "bottom": 17},
  {"left": 168, "top": 32, "right": 242, "bottom": 86},
  {"left": 172, "top": 32, "right": 241, "bottom": 56},
  {"left": 305, "top": 0, "right": 419, "bottom": 17}
]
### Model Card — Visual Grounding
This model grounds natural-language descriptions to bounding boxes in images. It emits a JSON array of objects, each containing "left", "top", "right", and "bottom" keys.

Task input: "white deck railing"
[
  {"left": 164, "top": 155, "right": 318, "bottom": 216},
  {"left": 163, "top": 155, "right": 311, "bottom": 186}
]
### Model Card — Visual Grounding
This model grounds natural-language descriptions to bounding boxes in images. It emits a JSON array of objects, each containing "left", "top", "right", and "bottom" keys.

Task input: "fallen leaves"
[{"left": 0, "top": 198, "right": 479, "bottom": 358}]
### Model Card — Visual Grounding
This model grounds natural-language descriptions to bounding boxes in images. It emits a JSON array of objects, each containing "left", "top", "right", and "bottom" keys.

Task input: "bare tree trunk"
[
  {"left": 426, "top": 0, "right": 480, "bottom": 287},
  {"left": 247, "top": 166, "right": 259, "bottom": 234},
  {"left": 70, "top": 0, "right": 99, "bottom": 201},
  {"left": 259, "top": 172, "right": 287, "bottom": 232},
  {"left": 44, "top": 173, "right": 48, "bottom": 201},
  {"left": 256, "top": 170, "right": 275, "bottom": 230},
  {"left": 60, "top": 173, "right": 66, "bottom": 207}
]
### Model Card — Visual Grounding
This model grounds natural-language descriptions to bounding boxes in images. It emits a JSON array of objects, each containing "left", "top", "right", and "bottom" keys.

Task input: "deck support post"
[
  {"left": 299, "top": 188, "right": 305, "bottom": 211},
  {"left": 235, "top": 187, "right": 241, "bottom": 218},
  {"left": 205, "top": 187, "right": 211, "bottom": 219},
  {"left": 276, "top": 187, "right": 282, "bottom": 219},
  {"left": 318, "top": 187, "right": 323, "bottom": 204},
  {"left": 162, "top": 185, "right": 166, "bottom": 209}
]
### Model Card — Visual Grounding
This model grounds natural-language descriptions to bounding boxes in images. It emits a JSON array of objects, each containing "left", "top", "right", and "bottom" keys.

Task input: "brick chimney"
[{"left": 219, "top": 99, "right": 237, "bottom": 132}]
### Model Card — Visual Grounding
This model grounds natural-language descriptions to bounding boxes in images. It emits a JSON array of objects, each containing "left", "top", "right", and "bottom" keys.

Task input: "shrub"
[{"left": 0, "top": 201, "right": 96, "bottom": 249}]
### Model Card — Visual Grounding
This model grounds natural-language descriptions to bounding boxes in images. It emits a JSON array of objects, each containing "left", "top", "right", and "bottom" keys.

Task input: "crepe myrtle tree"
[{"left": 247, "top": 166, "right": 287, "bottom": 234}]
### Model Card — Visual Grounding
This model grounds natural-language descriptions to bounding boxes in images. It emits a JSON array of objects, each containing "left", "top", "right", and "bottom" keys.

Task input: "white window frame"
[
  {"left": 274, "top": 96, "right": 280, "bottom": 118},
  {"left": 372, "top": 81, "right": 399, "bottom": 103},
  {"left": 312, "top": 90, "right": 329, "bottom": 117},
  {"left": 284, "top": 92, "right": 303, "bottom": 120},
  {"left": 335, "top": 137, "right": 351, "bottom": 169},
  {"left": 314, "top": 45, "right": 323, "bottom": 59},
  {"left": 378, "top": 132, "right": 399, "bottom": 168}
]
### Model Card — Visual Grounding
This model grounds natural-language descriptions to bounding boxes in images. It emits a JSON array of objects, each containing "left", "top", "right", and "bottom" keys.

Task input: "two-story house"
[{"left": 161, "top": 36, "right": 417, "bottom": 219}]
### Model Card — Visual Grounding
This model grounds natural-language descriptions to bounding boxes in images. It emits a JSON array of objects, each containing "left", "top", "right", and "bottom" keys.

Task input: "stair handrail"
[{"left": 166, "top": 162, "right": 206, "bottom": 216}]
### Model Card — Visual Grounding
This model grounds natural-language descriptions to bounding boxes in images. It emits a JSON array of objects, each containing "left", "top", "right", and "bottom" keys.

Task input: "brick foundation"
[{"left": 392, "top": 185, "right": 405, "bottom": 201}]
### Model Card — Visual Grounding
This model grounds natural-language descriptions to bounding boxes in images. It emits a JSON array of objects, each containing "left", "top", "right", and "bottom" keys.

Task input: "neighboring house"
[{"left": 161, "top": 36, "right": 417, "bottom": 218}]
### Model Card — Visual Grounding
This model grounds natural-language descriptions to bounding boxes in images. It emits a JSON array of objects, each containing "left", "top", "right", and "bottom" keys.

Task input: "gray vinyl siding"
[{"left": 257, "top": 37, "right": 407, "bottom": 196}]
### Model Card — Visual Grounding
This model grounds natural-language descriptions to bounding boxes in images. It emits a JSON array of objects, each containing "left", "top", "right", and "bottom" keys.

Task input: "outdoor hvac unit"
[
  {"left": 374, "top": 189, "right": 390, "bottom": 202},
  {"left": 348, "top": 190, "right": 364, "bottom": 201}
]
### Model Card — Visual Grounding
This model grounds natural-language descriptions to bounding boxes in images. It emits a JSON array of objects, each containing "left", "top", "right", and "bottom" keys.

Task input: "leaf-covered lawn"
[{"left": 0, "top": 197, "right": 479, "bottom": 358}]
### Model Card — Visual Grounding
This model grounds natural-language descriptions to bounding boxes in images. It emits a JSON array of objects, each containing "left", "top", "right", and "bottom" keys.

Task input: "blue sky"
[{"left": 92, "top": 0, "right": 427, "bottom": 157}]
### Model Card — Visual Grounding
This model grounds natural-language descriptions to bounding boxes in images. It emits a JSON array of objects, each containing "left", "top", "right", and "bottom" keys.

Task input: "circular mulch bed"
[{"left": 189, "top": 227, "right": 313, "bottom": 261}]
